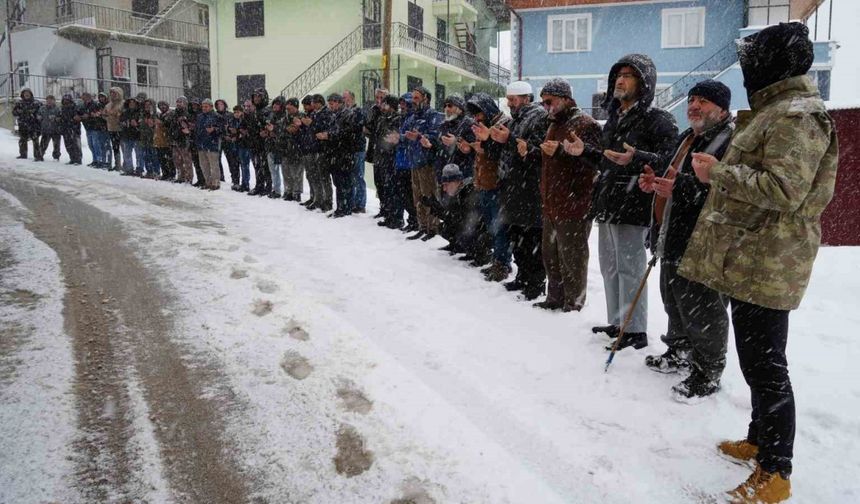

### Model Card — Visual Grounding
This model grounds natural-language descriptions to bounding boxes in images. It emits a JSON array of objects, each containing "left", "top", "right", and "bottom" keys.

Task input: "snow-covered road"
[{"left": 1, "top": 130, "right": 858, "bottom": 503}]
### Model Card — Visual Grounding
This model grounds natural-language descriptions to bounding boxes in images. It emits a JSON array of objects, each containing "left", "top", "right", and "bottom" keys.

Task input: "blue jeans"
[
  {"left": 140, "top": 145, "right": 160, "bottom": 176},
  {"left": 351, "top": 150, "right": 367, "bottom": 210},
  {"left": 478, "top": 189, "right": 511, "bottom": 265},
  {"left": 120, "top": 139, "right": 139, "bottom": 173},
  {"left": 85, "top": 129, "right": 100, "bottom": 164},
  {"left": 236, "top": 147, "right": 251, "bottom": 187},
  {"left": 96, "top": 131, "right": 112, "bottom": 165}
]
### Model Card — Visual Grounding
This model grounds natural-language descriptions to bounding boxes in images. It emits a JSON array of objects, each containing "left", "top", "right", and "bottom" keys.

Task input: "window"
[
  {"left": 136, "top": 59, "right": 158, "bottom": 87},
  {"left": 808, "top": 70, "right": 831, "bottom": 101},
  {"left": 198, "top": 4, "right": 209, "bottom": 27},
  {"left": 132, "top": 0, "right": 158, "bottom": 17},
  {"left": 547, "top": 14, "right": 591, "bottom": 53},
  {"left": 237, "top": 74, "right": 265, "bottom": 105},
  {"left": 407, "top": 2, "right": 423, "bottom": 40},
  {"left": 235, "top": 1, "right": 264, "bottom": 38},
  {"left": 662, "top": 7, "right": 705, "bottom": 48},
  {"left": 111, "top": 56, "right": 131, "bottom": 80},
  {"left": 748, "top": 0, "right": 789, "bottom": 26},
  {"left": 15, "top": 61, "right": 29, "bottom": 88}
]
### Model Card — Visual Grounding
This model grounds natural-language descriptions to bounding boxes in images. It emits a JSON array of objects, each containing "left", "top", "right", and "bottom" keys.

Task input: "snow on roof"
[{"left": 825, "top": 100, "right": 860, "bottom": 111}]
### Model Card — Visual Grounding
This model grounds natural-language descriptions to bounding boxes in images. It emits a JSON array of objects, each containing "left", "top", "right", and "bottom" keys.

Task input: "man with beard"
[
  {"left": 188, "top": 98, "right": 206, "bottom": 187},
  {"left": 13, "top": 88, "right": 42, "bottom": 160},
  {"left": 437, "top": 95, "right": 476, "bottom": 181},
  {"left": 248, "top": 88, "right": 272, "bottom": 196},
  {"left": 466, "top": 93, "right": 512, "bottom": 279},
  {"left": 59, "top": 94, "right": 84, "bottom": 165},
  {"left": 564, "top": 54, "right": 678, "bottom": 348},
  {"left": 372, "top": 95, "right": 403, "bottom": 227},
  {"left": 281, "top": 97, "right": 304, "bottom": 201},
  {"left": 637, "top": 80, "right": 734, "bottom": 401},
  {"left": 680, "top": 23, "right": 837, "bottom": 502},
  {"left": 487, "top": 81, "right": 549, "bottom": 300},
  {"left": 295, "top": 96, "right": 317, "bottom": 206},
  {"left": 533, "top": 79, "right": 602, "bottom": 311},
  {"left": 317, "top": 93, "right": 356, "bottom": 217},
  {"left": 343, "top": 90, "right": 367, "bottom": 213},
  {"left": 165, "top": 96, "right": 194, "bottom": 184},
  {"left": 262, "top": 96, "right": 287, "bottom": 199},
  {"left": 400, "top": 87, "right": 442, "bottom": 240},
  {"left": 154, "top": 101, "right": 175, "bottom": 180},
  {"left": 365, "top": 88, "right": 388, "bottom": 217},
  {"left": 305, "top": 94, "right": 334, "bottom": 212}
]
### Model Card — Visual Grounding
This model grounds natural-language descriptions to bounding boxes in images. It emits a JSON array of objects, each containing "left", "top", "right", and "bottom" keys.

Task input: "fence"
[
  {"left": 2, "top": 73, "right": 187, "bottom": 105},
  {"left": 56, "top": 1, "right": 208, "bottom": 47}
]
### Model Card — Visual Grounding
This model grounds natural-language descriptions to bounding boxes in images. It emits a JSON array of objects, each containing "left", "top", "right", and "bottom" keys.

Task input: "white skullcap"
[{"left": 506, "top": 80, "right": 533, "bottom": 96}]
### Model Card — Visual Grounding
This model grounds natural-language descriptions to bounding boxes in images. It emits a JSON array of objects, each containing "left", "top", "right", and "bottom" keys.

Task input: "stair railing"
[{"left": 653, "top": 39, "right": 739, "bottom": 110}]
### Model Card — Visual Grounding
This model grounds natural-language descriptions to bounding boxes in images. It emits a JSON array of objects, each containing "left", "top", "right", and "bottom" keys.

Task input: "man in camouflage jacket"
[{"left": 681, "top": 23, "right": 838, "bottom": 503}]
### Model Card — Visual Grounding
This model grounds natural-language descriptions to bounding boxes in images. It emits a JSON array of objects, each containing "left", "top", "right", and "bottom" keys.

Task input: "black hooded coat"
[{"left": 585, "top": 54, "right": 678, "bottom": 227}]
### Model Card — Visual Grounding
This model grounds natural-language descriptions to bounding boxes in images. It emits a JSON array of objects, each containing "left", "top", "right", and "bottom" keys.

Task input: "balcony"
[
  {"left": 432, "top": 0, "right": 478, "bottom": 23},
  {"left": 55, "top": 1, "right": 208, "bottom": 49}
]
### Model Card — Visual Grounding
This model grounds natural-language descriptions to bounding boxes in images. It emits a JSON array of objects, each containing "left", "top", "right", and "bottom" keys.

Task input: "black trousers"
[
  {"left": 191, "top": 146, "right": 205, "bottom": 184},
  {"left": 731, "top": 298, "right": 794, "bottom": 477},
  {"left": 109, "top": 131, "right": 122, "bottom": 167},
  {"left": 507, "top": 224, "right": 546, "bottom": 289},
  {"left": 18, "top": 129, "right": 41, "bottom": 158},
  {"left": 331, "top": 163, "right": 355, "bottom": 214},
  {"left": 62, "top": 131, "right": 82, "bottom": 163},
  {"left": 252, "top": 148, "right": 271, "bottom": 191},
  {"left": 39, "top": 133, "right": 61, "bottom": 160},
  {"left": 225, "top": 144, "right": 240, "bottom": 185},
  {"left": 157, "top": 147, "right": 175, "bottom": 179},
  {"left": 391, "top": 170, "right": 417, "bottom": 226},
  {"left": 373, "top": 156, "right": 396, "bottom": 219}
]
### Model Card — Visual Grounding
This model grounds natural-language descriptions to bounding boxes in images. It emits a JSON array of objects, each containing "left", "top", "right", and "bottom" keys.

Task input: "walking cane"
[{"left": 604, "top": 255, "right": 658, "bottom": 373}]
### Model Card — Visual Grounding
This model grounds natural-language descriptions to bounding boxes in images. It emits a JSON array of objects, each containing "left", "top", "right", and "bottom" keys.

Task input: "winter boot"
[
  {"left": 533, "top": 300, "right": 563, "bottom": 311},
  {"left": 606, "top": 332, "right": 647, "bottom": 351},
  {"left": 406, "top": 230, "right": 426, "bottom": 241},
  {"left": 402, "top": 222, "right": 419, "bottom": 233},
  {"left": 727, "top": 465, "right": 791, "bottom": 504},
  {"left": 484, "top": 261, "right": 512, "bottom": 282},
  {"left": 718, "top": 440, "right": 759, "bottom": 463},
  {"left": 420, "top": 231, "right": 437, "bottom": 241},
  {"left": 520, "top": 283, "right": 546, "bottom": 301},
  {"left": 671, "top": 371, "right": 720, "bottom": 403},
  {"left": 504, "top": 279, "right": 524, "bottom": 292},
  {"left": 592, "top": 325, "right": 620, "bottom": 338},
  {"left": 645, "top": 347, "right": 691, "bottom": 374}
]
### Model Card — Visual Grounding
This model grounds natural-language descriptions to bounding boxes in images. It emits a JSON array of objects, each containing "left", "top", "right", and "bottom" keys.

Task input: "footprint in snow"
[
  {"left": 251, "top": 299, "right": 273, "bottom": 316},
  {"left": 280, "top": 350, "right": 313, "bottom": 380},
  {"left": 333, "top": 424, "right": 374, "bottom": 477},
  {"left": 254, "top": 278, "right": 279, "bottom": 294},
  {"left": 336, "top": 379, "right": 373, "bottom": 415},
  {"left": 283, "top": 319, "right": 310, "bottom": 341},
  {"left": 230, "top": 268, "right": 248, "bottom": 279},
  {"left": 390, "top": 477, "right": 439, "bottom": 504}
]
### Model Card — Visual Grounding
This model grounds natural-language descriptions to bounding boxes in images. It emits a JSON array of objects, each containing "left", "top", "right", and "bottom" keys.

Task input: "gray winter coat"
[{"left": 38, "top": 104, "right": 61, "bottom": 135}]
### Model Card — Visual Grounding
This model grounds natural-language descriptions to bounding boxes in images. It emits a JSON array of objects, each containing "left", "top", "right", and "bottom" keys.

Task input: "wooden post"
[{"left": 382, "top": 0, "right": 392, "bottom": 89}]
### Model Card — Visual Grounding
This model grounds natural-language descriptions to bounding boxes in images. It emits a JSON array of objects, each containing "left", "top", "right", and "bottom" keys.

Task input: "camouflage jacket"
[{"left": 678, "top": 76, "right": 838, "bottom": 311}]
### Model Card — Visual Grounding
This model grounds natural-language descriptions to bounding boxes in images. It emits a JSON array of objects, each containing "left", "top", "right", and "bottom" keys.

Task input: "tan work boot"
[
  {"left": 727, "top": 465, "right": 791, "bottom": 503},
  {"left": 718, "top": 439, "right": 759, "bottom": 462}
]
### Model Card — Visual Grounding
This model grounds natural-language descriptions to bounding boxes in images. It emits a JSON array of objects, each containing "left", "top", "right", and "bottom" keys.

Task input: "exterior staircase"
[
  {"left": 137, "top": 0, "right": 185, "bottom": 37},
  {"left": 654, "top": 38, "right": 739, "bottom": 112},
  {"left": 453, "top": 22, "right": 476, "bottom": 52}
]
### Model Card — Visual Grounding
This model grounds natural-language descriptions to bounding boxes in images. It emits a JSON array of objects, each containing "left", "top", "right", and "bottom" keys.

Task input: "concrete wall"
[{"left": 106, "top": 40, "right": 186, "bottom": 90}]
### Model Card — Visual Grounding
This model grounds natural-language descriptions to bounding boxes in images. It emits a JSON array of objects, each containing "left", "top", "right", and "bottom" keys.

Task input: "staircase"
[
  {"left": 279, "top": 26, "right": 366, "bottom": 100},
  {"left": 137, "top": 0, "right": 184, "bottom": 37},
  {"left": 453, "top": 22, "right": 476, "bottom": 53},
  {"left": 654, "top": 38, "right": 739, "bottom": 112}
]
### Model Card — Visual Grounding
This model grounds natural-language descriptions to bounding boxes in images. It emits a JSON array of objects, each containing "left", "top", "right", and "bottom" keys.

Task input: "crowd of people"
[{"left": 10, "top": 22, "right": 839, "bottom": 504}]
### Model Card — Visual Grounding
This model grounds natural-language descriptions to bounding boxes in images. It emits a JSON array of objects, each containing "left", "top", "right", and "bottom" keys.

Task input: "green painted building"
[{"left": 201, "top": 0, "right": 511, "bottom": 106}]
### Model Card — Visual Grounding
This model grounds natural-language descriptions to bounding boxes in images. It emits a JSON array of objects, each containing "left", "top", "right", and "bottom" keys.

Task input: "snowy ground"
[{"left": 1, "top": 129, "right": 858, "bottom": 503}]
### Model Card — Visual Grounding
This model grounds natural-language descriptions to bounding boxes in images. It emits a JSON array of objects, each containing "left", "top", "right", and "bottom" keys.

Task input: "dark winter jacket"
[
  {"left": 365, "top": 102, "right": 382, "bottom": 163},
  {"left": 398, "top": 104, "right": 442, "bottom": 169},
  {"left": 308, "top": 106, "right": 333, "bottom": 155},
  {"left": 80, "top": 99, "right": 105, "bottom": 131},
  {"left": 262, "top": 97, "right": 287, "bottom": 153},
  {"left": 467, "top": 93, "right": 510, "bottom": 191},
  {"left": 426, "top": 178, "right": 486, "bottom": 249},
  {"left": 250, "top": 88, "right": 271, "bottom": 151},
  {"left": 12, "top": 88, "right": 41, "bottom": 132},
  {"left": 372, "top": 109, "right": 401, "bottom": 167},
  {"left": 119, "top": 99, "right": 141, "bottom": 141},
  {"left": 323, "top": 106, "right": 358, "bottom": 169},
  {"left": 434, "top": 112, "right": 476, "bottom": 180},
  {"left": 649, "top": 117, "right": 734, "bottom": 264},
  {"left": 281, "top": 110, "right": 303, "bottom": 161},
  {"left": 541, "top": 106, "right": 603, "bottom": 221},
  {"left": 138, "top": 101, "right": 159, "bottom": 147},
  {"left": 164, "top": 108, "right": 193, "bottom": 149},
  {"left": 225, "top": 114, "right": 253, "bottom": 150},
  {"left": 37, "top": 103, "right": 61, "bottom": 136},
  {"left": 585, "top": 54, "right": 679, "bottom": 226},
  {"left": 59, "top": 94, "right": 83, "bottom": 136},
  {"left": 195, "top": 110, "right": 225, "bottom": 152},
  {"left": 498, "top": 101, "right": 549, "bottom": 227},
  {"left": 346, "top": 105, "right": 366, "bottom": 153}
]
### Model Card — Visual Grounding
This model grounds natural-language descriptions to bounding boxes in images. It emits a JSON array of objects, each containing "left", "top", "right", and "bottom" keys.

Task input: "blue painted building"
[{"left": 510, "top": 0, "right": 837, "bottom": 126}]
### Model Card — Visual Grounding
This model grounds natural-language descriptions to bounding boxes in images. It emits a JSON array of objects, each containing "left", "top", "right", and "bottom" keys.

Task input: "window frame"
[
  {"left": 661, "top": 7, "right": 706, "bottom": 49},
  {"left": 136, "top": 58, "right": 159, "bottom": 87},
  {"left": 235, "top": 0, "right": 265, "bottom": 39},
  {"left": 546, "top": 13, "right": 592, "bottom": 54}
]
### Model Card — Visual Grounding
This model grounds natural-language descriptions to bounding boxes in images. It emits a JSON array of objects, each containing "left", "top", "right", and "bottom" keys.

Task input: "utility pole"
[
  {"left": 5, "top": 0, "right": 15, "bottom": 99},
  {"left": 381, "top": 0, "right": 392, "bottom": 89}
]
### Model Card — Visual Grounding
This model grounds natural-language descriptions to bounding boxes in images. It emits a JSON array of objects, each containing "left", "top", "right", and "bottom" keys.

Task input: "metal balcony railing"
[
  {"left": 55, "top": 1, "right": 208, "bottom": 48},
  {"left": 280, "top": 22, "right": 511, "bottom": 99},
  {"left": 2, "top": 72, "right": 187, "bottom": 105},
  {"left": 653, "top": 38, "right": 738, "bottom": 110}
]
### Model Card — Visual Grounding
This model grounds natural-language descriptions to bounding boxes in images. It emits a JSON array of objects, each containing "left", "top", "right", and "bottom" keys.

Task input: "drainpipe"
[{"left": 510, "top": 8, "right": 523, "bottom": 81}]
